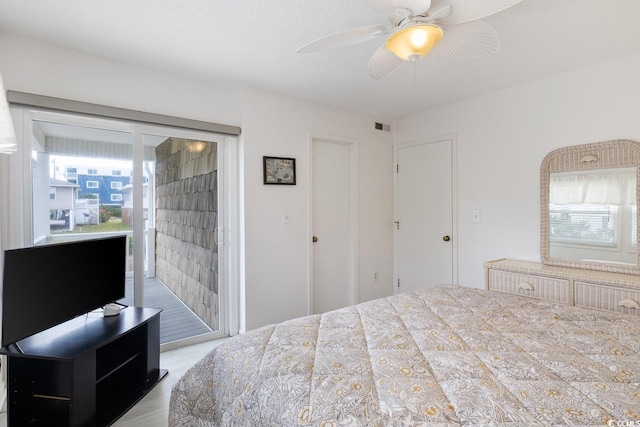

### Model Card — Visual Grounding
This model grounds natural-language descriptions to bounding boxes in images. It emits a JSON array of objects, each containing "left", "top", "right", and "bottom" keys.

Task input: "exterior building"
[
  {"left": 64, "top": 165, "right": 132, "bottom": 207},
  {"left": 49, "top": 178, "right": 100, "bottom": 230},
  {"left": 120, "top": 182, "right": 150, "bottom": 228},
  {"left": 49, "top": 178, "right": 79, "bottom": 231}
]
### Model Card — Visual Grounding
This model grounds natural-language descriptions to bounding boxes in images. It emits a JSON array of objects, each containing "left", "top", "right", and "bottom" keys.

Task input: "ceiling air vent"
[{"left": 374, "top": 122, "right": 391, "bottom": 132}]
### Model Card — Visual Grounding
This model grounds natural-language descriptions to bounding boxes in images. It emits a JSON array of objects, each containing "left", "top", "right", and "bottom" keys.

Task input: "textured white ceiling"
[{"left": 0, "top": 0, "right": 639, "bottom": 121}]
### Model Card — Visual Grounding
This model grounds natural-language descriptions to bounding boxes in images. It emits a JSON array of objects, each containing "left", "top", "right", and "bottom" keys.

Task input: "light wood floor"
[
  {"left": 0, "top": 338, "right": 225, "bottom": 427},
  {"left": 114, "top": 338, "right": 224, "bottom": 426}
]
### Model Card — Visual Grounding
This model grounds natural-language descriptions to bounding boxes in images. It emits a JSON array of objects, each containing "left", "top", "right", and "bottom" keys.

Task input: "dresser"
[{"left": 484, "top": 258, "right": 640, "bottom": 316}]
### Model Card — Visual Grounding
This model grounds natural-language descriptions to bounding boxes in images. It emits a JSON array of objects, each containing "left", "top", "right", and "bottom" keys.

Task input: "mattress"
[{"left": 169, "top": 285, "right": 640, "bottom": 426}]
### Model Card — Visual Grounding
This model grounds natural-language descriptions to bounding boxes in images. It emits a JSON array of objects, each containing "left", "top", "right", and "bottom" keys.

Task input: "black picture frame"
[{"left": 263, "top": 156, "right": 296, "bottom": 185}]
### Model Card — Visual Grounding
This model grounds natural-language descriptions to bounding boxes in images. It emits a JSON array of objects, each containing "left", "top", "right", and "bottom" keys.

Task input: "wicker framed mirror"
[{"left": 540, "top": 139, "right": 640, "bottom": 274}]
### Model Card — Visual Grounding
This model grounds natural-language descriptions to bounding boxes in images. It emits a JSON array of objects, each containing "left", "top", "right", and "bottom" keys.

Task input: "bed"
[{"left": 168, "top": 285, "right": 640, "bottom": 426}]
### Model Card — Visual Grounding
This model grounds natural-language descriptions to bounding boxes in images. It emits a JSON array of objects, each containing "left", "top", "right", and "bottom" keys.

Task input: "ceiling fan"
[{"left": 297, "top": 0, "right": 524, "bottom": 80}]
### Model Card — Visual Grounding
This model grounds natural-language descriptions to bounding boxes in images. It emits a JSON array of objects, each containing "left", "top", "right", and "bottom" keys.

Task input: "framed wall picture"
[{"left": 263, "top": 156, "right": 296, "bottom": 185}]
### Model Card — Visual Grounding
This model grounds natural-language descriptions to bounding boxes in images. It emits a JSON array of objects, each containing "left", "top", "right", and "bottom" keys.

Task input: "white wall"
[
  {"left": 0, "top": 32, "right": 395, "bottom": 332},
  {"left": 12, "top": 31, "right": 638, "bottom": 331},
  {"left": 241, "top": 86, "right": 393, "bottom": 330},
  {"left": 0, "top": 32, "right": 242, "bottom": 127},
  {"left": 393, "top": 51, "right": 640, "bottom": 288}
]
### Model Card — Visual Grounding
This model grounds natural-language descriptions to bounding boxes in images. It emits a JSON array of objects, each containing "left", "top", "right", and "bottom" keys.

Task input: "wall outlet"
[{"left": 373, "top": 272, "right": 378, "bottom": 281}]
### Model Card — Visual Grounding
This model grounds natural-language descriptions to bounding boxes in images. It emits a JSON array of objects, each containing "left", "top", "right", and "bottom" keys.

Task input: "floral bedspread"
[{"left": 168, "top": 285, "right": 640, "bottom": 426}]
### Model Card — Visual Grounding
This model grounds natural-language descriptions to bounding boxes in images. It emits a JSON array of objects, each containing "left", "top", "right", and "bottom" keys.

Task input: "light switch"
[
  {"left": 472, "top": 210, "right": 481, "bottom": 223},
  {"left": 282, "top": 211, "right": 291, "bottom": 225}
]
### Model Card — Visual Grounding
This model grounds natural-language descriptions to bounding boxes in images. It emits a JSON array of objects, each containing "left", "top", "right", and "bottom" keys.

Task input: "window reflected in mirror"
[{"left": 549, "top": 167, "right": 637, "bottom": 265}]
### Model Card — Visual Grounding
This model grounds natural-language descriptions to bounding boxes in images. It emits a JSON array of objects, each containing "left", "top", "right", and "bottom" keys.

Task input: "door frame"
[
  {"left": 393, "top": 134, "right": 458, "bottom": 294},
  {"left": 308, "top": 132, "right": 359, "bottom": 315}
]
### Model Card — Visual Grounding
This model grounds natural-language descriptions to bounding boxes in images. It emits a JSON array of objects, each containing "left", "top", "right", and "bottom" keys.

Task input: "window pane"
[
  {"left": 550, "top": 204, "right": 617, "bottom": 246},
  {"left": 31, "top": 120, "right": 134, "bottom": 273}
]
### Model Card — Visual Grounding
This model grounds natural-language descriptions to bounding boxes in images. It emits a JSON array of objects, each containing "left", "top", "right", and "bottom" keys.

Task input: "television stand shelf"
[{"left": 0, "top": 307, "right": 167, "bottom": 426}]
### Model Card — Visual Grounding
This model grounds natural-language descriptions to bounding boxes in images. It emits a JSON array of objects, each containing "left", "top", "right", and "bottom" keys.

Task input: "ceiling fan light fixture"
[{"left": 386, "top": 24, "right": 443, "bottom": 61}]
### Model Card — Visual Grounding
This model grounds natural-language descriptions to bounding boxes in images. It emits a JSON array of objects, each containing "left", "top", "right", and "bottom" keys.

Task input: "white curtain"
[
  {"left": 0, "top": 106, "right": 21, "bottom": 409},
  {"left": 550, "top": 169, "right": 636, "bottom": 205},
  {"left": 0, "top": 141, "right": 9, "bottom": 407}
]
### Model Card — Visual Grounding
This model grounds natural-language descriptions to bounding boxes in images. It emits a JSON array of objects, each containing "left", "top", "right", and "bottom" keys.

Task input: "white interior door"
[
  {"left": 394, "top": 137, "right": 456, "bottom": 293},
  {"left": 312, "top": 136, "right": 357, "bottom": 314}
]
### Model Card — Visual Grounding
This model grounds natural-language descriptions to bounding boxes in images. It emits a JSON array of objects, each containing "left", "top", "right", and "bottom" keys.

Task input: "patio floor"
[{"left": 119, "top": 277, "right": 212, "bottom": 344}]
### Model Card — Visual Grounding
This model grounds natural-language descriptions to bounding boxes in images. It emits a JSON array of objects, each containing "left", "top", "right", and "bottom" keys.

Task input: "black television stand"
[{"left": 0, "top": 307, "right": 167, "bottom": 426}]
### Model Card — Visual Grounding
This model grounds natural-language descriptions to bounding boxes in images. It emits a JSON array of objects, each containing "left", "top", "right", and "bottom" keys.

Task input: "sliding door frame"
[
  {"left": 7, "top": 106, "right": 239, "bottom": 349},
  {"left": 135, "top": 124, "right": 236, "bottom": 346}
]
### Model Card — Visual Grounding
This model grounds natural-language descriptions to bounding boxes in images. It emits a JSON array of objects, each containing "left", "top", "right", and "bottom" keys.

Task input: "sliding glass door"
[
  {"left": 27, "top": 111, "right": 230, "bottom": 348},
  {"left": 135, "top": 126, "right": 228, "bottom": 345},
  {"left": 30, "top": 112, "right": 135, "bottom": 264}
]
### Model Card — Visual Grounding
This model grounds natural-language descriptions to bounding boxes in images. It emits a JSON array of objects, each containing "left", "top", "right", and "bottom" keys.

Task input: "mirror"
[{"left": 541, "top": 140, "right": 640, "bottom": 274}]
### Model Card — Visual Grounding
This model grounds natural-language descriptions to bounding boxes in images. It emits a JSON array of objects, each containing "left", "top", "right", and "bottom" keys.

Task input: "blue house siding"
[{"left": 77, "top": 174, "right": 131, "bottom": 206}]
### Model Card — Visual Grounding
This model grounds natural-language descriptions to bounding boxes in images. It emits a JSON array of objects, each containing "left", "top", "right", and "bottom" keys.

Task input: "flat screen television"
[{"left": 1, "top": 235, "right": 127, "bottom": 348}]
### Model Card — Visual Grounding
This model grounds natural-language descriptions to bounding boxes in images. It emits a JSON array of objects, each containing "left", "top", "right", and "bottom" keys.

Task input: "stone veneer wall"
[{"left": 155, "top": 138, "right": 218, "bottom": 330}]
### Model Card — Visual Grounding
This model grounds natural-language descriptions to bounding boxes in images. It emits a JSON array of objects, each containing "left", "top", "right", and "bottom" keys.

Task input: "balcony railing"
[
  {"left": 47, "top": 230, "right": 143, "bottom": 276},
  {"left": 46, "top": 229, "right": 210, "bottom": 345}
]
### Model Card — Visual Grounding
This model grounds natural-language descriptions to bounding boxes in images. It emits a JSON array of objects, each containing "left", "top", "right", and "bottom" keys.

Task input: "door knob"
[
  {"left": 313, "top": 236, "right": 318, "bottom": 243},
  {"left": 442, "top": 235, "right": 451, "bottom": 242}
]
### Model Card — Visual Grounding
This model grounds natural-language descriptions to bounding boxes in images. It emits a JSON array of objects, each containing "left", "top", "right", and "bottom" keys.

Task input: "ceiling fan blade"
[
  {"left": 425, "top": 5, "right": 451, "bottom": 21},
  {"left": 429, "top": 0, "right": 523, "bottom": 24},
  {"left": 297, "top": 24, "right": 391, "bottom": 53},
  {"left": 368, "top": 44, "right": 406, "bottom": 80},
  {"left": 433, "top": 20, "right": 500, "bottom": 57},
  {"left": 364, "top": 0, "right": 431, "bottom": 17}
]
